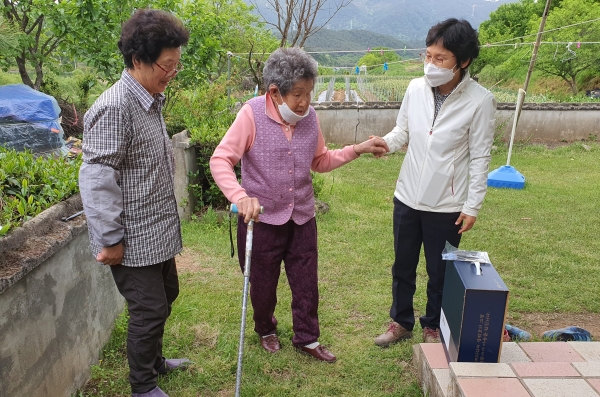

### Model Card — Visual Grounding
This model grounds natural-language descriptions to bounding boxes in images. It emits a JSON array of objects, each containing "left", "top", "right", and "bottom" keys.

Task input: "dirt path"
[
  {"left": 507, "top": 312, "right": 600, "bottom": 340},
  {"left": 176, "top": 249, "right": 218, "bottom": 274}
]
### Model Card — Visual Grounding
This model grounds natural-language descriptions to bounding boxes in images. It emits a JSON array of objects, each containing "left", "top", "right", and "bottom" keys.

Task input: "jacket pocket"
[{"left": 419, "top": 171, "right": 453, "bottom": 208}]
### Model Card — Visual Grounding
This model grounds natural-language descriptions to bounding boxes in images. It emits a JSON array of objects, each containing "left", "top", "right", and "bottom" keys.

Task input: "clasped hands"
[{"left": 353, "top": 136, "right": 390, "bottom": 158}]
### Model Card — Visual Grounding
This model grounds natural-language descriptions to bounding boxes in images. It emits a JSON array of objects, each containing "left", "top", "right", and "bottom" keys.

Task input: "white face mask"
[
  {"left": 276, "top": 93, "right": 309, "bottom": 125},
  {"left": 423, "top": 62, "right": 458, "bottom": 87}
]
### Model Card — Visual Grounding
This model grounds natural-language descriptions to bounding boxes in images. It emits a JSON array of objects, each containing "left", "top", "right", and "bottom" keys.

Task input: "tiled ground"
[{"left": 413, "top": 342, "right": 600, "bottom": 397}]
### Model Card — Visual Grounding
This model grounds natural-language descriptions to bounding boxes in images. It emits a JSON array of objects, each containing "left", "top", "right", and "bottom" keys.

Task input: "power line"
[
  {"left": 230, "top": 47, "right": 425, "bottom": 56},
  {"left": 485, "top": 41, "right": 600, "bottom": 47},
  {"left": 229, "top": 15, "right": 600, "bottom": 56},
  {"left": 484, "top": 16, "right": 600, "bottom": 46},
  {"left": 227, "top": 17, "right": 600, "bottom": 69}
]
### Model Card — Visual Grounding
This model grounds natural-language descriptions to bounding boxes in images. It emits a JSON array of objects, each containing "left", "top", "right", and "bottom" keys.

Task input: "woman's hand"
[
  {"left": 456, "top": 213, "right": 476, "bottom": 234},
  {"left": 354, "top": 136, "right": 390, "bottom": 158},
  {"left": 237, "top": 196, "right": 262, "bottom": 223},
  {"left": 96, "top": 243, "right": 124, "bottom": 266}
]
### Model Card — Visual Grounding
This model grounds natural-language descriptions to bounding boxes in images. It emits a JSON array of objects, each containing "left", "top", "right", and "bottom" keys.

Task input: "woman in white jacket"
[{"left": 374, "top": 18, "right": 497, "bottom": 346}]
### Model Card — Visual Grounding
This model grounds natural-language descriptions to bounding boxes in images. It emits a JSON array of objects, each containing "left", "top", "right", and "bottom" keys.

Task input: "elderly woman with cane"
[{"left": 210, "top": 47, "right": 388, "bottom": 362}]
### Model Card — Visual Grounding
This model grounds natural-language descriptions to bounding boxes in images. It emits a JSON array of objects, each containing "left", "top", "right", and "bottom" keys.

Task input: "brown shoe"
[
  {"left": 374, "top": 321, "right": 412, "bottom": 347},
  {"left": 296, "top": 344, "right": 337, "bottom": 363},
  {"left": 260, "top": 334, "right": 281, "bottom": 353},
  {"left": 423, "top": 327, "right": 441, "bottom": 343}
]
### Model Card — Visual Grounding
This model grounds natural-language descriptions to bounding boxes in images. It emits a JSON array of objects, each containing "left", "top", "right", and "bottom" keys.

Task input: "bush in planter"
[
  {"left": 165, "top": 80, "right": 239, "bottom": 211},
  {"left": 0, "top": 148, "right": 81, "bottom": 236}
]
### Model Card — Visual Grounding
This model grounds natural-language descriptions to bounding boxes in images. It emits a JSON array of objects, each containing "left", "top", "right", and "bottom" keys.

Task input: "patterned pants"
[{"left": 237, "top": 217, "right": 320, "bottom": 346}]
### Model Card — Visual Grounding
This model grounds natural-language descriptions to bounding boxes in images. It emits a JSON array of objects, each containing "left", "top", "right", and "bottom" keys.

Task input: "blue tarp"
[{"left": 0, "top": 84, "right": 66, "bottom": 155}]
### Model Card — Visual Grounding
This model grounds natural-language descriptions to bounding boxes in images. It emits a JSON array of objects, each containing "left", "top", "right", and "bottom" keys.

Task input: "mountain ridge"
[{"left": 250, "top": 0, "right": 519, "bottom": 42}]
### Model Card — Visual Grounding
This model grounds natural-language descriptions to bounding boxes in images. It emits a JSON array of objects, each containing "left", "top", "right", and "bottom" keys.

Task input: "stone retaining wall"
[
  {"left": 0, "top": 195, "right": 124, "bottom": 397},
  {"left": 171, "top": 103, "right": 599, "bottom": 220},
  {"left": 313, "top": 102, "right": 600, "bottom": 144}
]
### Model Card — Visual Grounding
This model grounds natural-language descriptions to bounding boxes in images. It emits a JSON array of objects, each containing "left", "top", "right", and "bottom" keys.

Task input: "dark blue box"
[{"left": 439, "top": 260, "right": 509, "bottom": 363}]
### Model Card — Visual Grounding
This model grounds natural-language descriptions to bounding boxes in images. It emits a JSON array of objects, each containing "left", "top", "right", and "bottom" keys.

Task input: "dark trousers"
[
  {"left": 238, "top": 217, "right": 320, "bottom": 346},
  {"left": 390, "top": 198, "right": 461, "bottom": 331},
  {"left": 110, "top": 258, "right": 179, "bottom": 394}
]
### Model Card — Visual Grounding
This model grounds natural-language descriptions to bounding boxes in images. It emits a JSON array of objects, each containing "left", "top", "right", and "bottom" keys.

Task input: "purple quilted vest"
[{"left": 242, "top": 96, "right": 318, "bottom": 225}]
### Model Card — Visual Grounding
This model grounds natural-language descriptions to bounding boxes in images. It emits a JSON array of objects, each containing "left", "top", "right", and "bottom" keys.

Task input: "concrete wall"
[
  {"left": 314, "top": 102, "right": 600, "bottom": 144},
  {"left": 172, "top": 130, "right": 200, "bottom": 221},
  {"left": 0, "top": 195, "right": 124, "bottom": 397},
  {"left": 170, "top": 104, "right": 600, "bottom": 220}
]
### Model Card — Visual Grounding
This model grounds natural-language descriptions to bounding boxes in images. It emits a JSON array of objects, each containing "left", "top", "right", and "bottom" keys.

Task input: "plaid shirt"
[
  {"left": 433, "top": 87, "right": 451, "bottom": 124},
  {"left": 431, "top": 73, "right": 466, "bottom": 125},
  {"left": 79, "top": 70, "right": 182, "bottom": 267}
]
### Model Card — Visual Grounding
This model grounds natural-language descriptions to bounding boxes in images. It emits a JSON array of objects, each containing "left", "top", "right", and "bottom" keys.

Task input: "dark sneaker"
[
  {"left": 423, "top": 327, "right": 441, "bottom": 343},
  {"left": 543, "top": 326, "right": 592, "bottom": 341},
  {"left": 156, "top": 358, "right": 191, "bottom": 375},
  {"left": 132, "top": 386, "right": 169, "bottom": 397},
  {"left": 505, "top": 324, "right": 532, "bottom": 341},
  {"left": 374, "top": 321, "right": 412, "bottom": 347}
]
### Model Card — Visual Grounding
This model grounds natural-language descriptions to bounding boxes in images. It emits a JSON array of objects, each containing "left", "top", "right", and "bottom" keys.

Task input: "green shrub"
[
  {"left": 0, "top": 71, "right": 22, "bottom": 86},
  {"left": 0, "top": 148, "right": 81, "bottom": 236},
  {"left": 165, "top": 80, "right": 239, "bottom": 211}
]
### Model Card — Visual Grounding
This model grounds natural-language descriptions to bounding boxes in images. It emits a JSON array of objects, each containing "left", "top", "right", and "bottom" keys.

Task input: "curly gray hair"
[{"left": 262, "top": 47, "right": 318, "bottom": 96}]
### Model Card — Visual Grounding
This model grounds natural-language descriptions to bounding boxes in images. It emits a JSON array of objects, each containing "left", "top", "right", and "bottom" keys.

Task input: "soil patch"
[
  {"left": 506, "top": 312, "right": 600, "bottom": 340},
  {"left": 333, "top": 89, "right": 346, "bottom": 102},
  {"left": 176, "top": 249, "right": 217, "bottom": 274}
]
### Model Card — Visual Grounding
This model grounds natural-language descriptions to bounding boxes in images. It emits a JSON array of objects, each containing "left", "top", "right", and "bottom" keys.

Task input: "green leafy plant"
[
  {"left": 0, "top": 148, "right": 81, "bottom": 236},
  {"left": 165, "top": 80, "right": 239, "bottom": 211},
  {"left": 311, "top": 171, "right": 326, "bottom": 200}
]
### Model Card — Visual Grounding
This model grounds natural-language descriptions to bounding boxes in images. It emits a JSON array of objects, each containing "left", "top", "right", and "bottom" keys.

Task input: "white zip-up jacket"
[{"left": 382, "top": 72, "right": 497, "bottom": 217}]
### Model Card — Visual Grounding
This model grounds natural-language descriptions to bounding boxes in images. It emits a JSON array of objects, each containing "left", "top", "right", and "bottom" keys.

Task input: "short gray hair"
[{"left": 263, "top": 47, "right": 318, "bottom": 96}]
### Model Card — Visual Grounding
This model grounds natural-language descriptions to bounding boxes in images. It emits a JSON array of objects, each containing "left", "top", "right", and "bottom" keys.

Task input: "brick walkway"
[{"left": 414, "top": 342, "right": 600, "bottom": 397}]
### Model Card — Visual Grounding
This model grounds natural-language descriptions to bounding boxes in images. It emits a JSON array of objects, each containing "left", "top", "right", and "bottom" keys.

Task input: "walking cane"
[{"left": 230, "top": 204, "right": 263, "bottom": 397}]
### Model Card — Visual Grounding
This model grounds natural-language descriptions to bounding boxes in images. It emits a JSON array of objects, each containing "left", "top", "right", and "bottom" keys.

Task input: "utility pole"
[
  {"left": 227, "top": 51, "right": 233, "bottom": 104},
  {"left": 506, "top": 0, "right": 551, "bottom": 172},
  {"left": 523, "top": 0, "right": 552, "bottom": 94}
]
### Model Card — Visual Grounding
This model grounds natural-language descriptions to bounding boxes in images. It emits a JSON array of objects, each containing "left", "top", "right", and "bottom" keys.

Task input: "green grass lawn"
[{"left": 80, "top": 142, "right": 600, "bottom": 397}]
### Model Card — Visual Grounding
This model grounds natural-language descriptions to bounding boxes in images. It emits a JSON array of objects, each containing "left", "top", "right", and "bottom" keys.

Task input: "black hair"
[
  {"left": 426, "top": 18, "right": 480, "bottom": 70},
  {"left": 118, "top": 9, "right": 190, "bottom": 69}
]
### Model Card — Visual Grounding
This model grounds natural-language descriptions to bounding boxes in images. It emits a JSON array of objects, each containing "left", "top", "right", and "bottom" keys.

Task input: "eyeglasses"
[
  {"left": 424, "top": 54, "right": 455, "bottom": 67},
  {"left": 154, "top": 61, "right": 184, "bottom": 78}
]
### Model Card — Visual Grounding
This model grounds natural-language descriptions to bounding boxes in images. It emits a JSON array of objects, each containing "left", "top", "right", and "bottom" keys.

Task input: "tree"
[
  {"left": 157, "top": 0, "right": 277, "bottom": 104},
  {"left": 60, "top": 0, "right": 152, "bottom": 85},
  {"left": 0, "top": 14, "right": 20, "bottom": 55},
  {"left": 473, "top": 0, "right": 547, "bottom": 76},
  {"left": 1, "top": 0, "right": 66, "bottom": 89},
  {"left": 0, "top": 0, "right": 152, "bottom": 89},
  {"left": 531, "top": 0, "right": 600, "bottom": 94},
  {"left": 189, "top": 0, "right": 278, "bottom": 91},
  {"left": 356, "top": 47, "right": 399, "bottom": 69},
  {"left": 249, "top": 0, "right": 352, "bottom": 48}
]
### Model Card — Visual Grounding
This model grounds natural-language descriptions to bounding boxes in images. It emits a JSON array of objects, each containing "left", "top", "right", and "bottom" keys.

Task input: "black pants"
[
  {"left": 110, "top": 258, "right": 179, "bottom": 394},
  {"left": 390, "top": 198, "right": 461, "bottom": 331}
]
